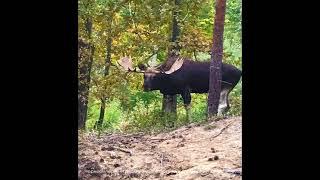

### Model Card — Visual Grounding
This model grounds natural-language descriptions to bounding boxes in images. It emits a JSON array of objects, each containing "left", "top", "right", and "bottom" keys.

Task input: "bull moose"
[{"left": 118, "top": 55, "right": 241, "bottom": 119}]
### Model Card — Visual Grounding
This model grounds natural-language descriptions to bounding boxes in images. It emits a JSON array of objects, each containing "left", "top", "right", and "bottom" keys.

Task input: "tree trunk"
[
  {"left": 170, "top": 0, "right": 181, "bottom": 55},
  {"left": 96, "top": 19, "right": 113, "bottom": 129},
  {"left": 78, "top": 40, "right": 90, "bottom": 129},
  {"left": 162, "top": 95, "right": 177, "bottom": 127},
  {"left": 97, "top": 98, "right": 106, "bottom": 128},
  {"left": 78, "top": 18, "right": 94, "bottom": 129},
  {"left": 162, "top": 0, "right": 181, "bottom": 127},
  {"left": 207, "top": 0, "right": 227, "bottom": 118}
]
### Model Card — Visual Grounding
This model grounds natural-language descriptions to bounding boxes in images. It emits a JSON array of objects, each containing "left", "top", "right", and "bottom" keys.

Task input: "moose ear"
[{"left": 138, "top": 63, "right": 148, "bottom": 71}]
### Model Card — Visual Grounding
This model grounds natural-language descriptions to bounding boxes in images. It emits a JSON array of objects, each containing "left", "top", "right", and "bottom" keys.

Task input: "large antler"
[
  {"left": 118, "top": 56, "right": 184, "bottom": 74},
  {"left": 163, "top": 57, "right": 184, "bottom": 74},
  {"left": 118, "top": 56, "right": 135, "bottom": 71},
  {"left": 118, "top": 56, "right": 145, "bottom": 74}
]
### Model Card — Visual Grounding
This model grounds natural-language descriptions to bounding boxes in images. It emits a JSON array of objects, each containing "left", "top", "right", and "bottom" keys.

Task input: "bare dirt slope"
[{"left": 78, "top": 117, "right": 242, "bottom": 180}]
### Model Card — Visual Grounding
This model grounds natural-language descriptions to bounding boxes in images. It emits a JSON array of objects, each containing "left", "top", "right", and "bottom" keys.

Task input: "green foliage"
[
  {"left": 125, "top": 100, "right": 165, "bottom": 133},
  {"left": 190, "top": 94, "right": 208, "bottom": 121},
  {"left": 86, "top": 99, "right": 123, "bottom": 131},
  {"left": 79, "top": 0, "right": 242, "bottom": 133},
  {"left": 86, "top": 82, "right": 241, "bottom": 133},
  {"left": 86, "top": 100, "right": 100, "bottom": 130},
  {"left": 102, "top": 99, "right": 123, "bottom": 130}
]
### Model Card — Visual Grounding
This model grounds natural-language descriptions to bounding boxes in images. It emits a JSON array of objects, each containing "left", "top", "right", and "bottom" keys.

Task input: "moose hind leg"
[
  {"left": 184, "top": 104, "right": 192, "bottom": 122},
  {"left": 218, "top": 88, "right": 230, "bottom": 116},
  {"left": 182, "top": 88, "right": 192, "bottom": 122}
]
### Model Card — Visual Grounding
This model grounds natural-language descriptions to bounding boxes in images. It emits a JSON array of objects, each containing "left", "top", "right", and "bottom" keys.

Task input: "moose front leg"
[{"left": 182, "top": 88, "right": 192, "bottom": 123}]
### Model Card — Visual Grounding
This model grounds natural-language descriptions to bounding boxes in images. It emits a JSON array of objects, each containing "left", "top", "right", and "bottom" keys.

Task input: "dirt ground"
[{"left": 78, "top": 117, "right": 242, "bottom": 180}]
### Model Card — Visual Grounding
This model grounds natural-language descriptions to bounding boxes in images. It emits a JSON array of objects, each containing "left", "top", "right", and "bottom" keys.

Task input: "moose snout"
[
  {"left": 143, "top": 84, "right": 151, "bottom": 91},
  {"left": 143, "top": 86, "right": 151, "bottom": 91}
]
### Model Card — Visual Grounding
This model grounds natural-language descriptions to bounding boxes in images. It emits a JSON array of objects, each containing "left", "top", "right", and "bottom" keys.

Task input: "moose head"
[{"left": 118, "top": 56, "right": 184, "bottom": 91}]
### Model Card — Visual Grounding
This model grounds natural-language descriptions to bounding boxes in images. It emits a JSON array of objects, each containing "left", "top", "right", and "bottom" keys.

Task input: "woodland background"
[{"left": 78, "top": 0, "right": 242, "bottom": 133}]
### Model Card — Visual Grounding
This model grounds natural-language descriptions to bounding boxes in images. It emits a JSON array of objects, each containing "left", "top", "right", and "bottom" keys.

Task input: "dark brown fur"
[{"left": 143, "top": 59, "right": 241, "bottom": 106}]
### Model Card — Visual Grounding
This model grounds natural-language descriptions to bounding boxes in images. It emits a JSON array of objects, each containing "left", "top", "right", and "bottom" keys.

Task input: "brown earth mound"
[{"left": 78, "top": 117, "right": 242, "bottom": 180}]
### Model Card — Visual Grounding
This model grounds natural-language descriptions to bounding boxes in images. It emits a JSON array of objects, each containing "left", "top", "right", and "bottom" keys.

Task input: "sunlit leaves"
[{"left": 180, "top": 25, "right": 212, "bottom": 54}]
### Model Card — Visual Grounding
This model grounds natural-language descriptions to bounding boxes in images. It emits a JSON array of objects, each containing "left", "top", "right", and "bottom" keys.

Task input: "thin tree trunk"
[
  {"left": 162, "top": 0, "right": 181, "bottom": 127},
  {"left": 96, "top": 18, "right": 113, "bottom": 129},
  {"left": 170, "top": 0, "right": 181, "bottom": 54},
  {"left": 97, "top": 98, "right": 106, "bottom": 128},
  {"left": 78, "top": 18, "right": 94, "bottom": 129},
  {"left": 207, "top": 0, "right": 227, "bottom": 118}
]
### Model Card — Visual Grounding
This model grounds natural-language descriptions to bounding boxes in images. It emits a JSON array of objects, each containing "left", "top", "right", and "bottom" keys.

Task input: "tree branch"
[{"left": 210, "top": 120, "right": 237, "bottom": 140}]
